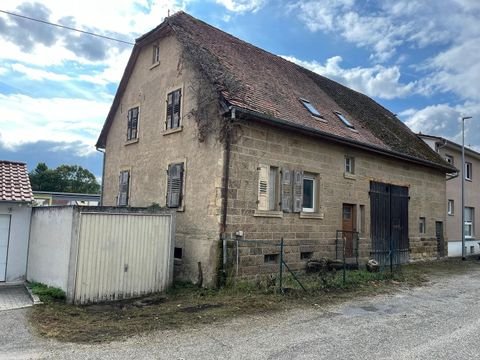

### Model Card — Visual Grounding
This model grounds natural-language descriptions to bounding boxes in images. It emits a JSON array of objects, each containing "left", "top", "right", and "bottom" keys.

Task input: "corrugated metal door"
[
  {"left": 370, "top": 181, "right": 409, "bottom": 266},
  {"left": 74, "top": 212, "right": 174, "bottom": 304},
  {"left": 0, "top": 215, "right": 11, "bottom": 282}
]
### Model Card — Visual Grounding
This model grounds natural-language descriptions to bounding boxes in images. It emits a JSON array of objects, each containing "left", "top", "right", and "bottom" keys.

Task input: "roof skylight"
[
  {"left": 300, "top": 98, "right": 322, "bottom": 118},
  {"left": 334, "top": 111, "right": 354, "bottom": 129}
]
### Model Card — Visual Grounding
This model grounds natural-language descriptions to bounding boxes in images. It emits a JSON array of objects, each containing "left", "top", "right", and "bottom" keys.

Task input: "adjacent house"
[
  {"left": 419, "top": 134, "right": 479, "bottom": 257},
  {"left": 0, "top": 161, "right": 33, "bottom": 283},
  {"left": 33, "top": 191, "right": 100, "bottom": 206},
  {"left": 97, "top": 12, "right": 455, "bottom": 285}
]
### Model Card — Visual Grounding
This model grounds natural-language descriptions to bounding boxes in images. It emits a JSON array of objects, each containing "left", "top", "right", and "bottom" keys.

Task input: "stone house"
[
  {"left": 419, "top": 134, "right": 479, "bottom": 257},
  {"left": 96, "top": 12, "right": 455, "bottom": 285}
]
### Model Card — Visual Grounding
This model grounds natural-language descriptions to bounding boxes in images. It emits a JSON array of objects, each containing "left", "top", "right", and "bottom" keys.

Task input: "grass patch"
[
  {"left": 27, "top": 282, "right": 66, "bottom": 303},
  {"left": 28, "top": 258, "right": 480, "bottom": 343}
]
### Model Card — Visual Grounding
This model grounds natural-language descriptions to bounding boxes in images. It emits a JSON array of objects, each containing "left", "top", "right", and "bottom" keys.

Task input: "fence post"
[{"left": 279, "top": 237, "right": 284, "bottom": 293}]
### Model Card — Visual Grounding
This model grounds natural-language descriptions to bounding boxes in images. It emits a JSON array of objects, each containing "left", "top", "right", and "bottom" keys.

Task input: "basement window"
[
  {"left": 334, "top": 111, "right": 354, "bottom": 129},
  {"left": 174, "top": 247, "right": 183, "bottom": 259},
  {"left": 264, "top": 254, "right": 279, "bottom": 264},
  {"left": 301, "top": 251, "right": 313, "bottom": 260},
  {"left": 300, "top": 98, "right": 322, "bottom": 118}
]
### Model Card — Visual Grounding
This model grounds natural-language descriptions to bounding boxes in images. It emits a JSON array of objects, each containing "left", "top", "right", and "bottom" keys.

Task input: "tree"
[{"left": 29, "top": 163, "right": 101, "bottom": 194}]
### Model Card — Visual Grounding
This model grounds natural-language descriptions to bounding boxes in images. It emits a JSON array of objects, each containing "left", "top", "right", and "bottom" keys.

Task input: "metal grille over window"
[
  {"left": 167, "top": 163, "right": 184, "bottom": 208},
  {"left": 118, "top": 170, "right": 130, "bottom": 206},
  {"left": 166, "top": 89, "right": 181, "bottom": 130},
  {"left": 127, "top": 107, "right": 139, "bottom": 140}
]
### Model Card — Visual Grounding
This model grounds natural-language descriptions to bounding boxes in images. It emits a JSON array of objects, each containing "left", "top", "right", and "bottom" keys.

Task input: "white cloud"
[
  {"left": 401, "top": 102, "right": 480, "bottom": 147},
  {"left": 10, "top": 63, "right": 71, "bottom": 81},
  {"left": 291, "top": 0, "right": 354, "bottom": 32},
  {"left": 0, "top": 93, "right": 109, "bottom": 155},
  {"left": 215, "top": 0, "right": 266, "bottom": 13},
  {"left": 283, "top": 55, "right": 416, "bottom": 100}
]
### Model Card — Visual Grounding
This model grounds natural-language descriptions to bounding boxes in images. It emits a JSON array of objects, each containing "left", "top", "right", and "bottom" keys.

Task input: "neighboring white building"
[
  {"left": 0, "top": 161, "right": 33, "bottom": 283},
  {"left": 419, "top": 134, "right": 480, "bottom": 257}
]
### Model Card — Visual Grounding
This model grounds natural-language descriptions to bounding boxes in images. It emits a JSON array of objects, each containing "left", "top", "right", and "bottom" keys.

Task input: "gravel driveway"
[{"left": 2, "top": 267, "right": 480, "bottom": 359}]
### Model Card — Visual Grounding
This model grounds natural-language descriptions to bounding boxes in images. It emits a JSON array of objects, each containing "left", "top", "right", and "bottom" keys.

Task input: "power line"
[{"left": 0, "top": 9, "right": 135, "bottom": 46}]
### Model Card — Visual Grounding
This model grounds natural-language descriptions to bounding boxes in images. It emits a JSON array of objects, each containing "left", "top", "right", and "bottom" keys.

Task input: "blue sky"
[{"left": 0, "top": 0, "right": 479, "bottom": 178}]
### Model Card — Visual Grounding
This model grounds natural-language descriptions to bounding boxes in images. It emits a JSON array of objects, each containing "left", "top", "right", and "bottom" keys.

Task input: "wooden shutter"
[
  {"left": 167, "top": 163, "right": 184, "bottom": 208},
  {"left": 281, "top": 168, "right": 292, "bottom": 212},
  {"left": 293, "top": 170, "right": 304, "bottom": 213},
  {"left": 166, "top": 92, "right": 173, "bottom": 129},
  {"left": 118, "top": 170, "right": 129, "bottom": 206},
  {"left": 172, "top": 90, "right": 181, "bottom": 128},
  {"left": 257, "top": 164, "right": 269, "bottom": 211}
]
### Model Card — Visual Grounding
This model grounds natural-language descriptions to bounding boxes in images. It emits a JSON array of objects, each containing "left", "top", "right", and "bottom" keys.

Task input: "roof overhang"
[{"left": 232, "top": 106, "right": 456, "bottom": 174}]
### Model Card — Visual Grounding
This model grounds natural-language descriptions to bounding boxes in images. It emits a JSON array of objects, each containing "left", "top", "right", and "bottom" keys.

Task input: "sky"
[{"left": 0, "top": 0, "right": 479, "bottom": 178}]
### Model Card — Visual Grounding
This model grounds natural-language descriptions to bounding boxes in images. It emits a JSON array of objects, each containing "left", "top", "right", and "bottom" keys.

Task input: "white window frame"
[
  {"left": 465, "top": 162, "right": 472, "bottom": 181},
  {"left": 419, "top": 217, "right": 426, "bottom": 234},
  {"left": 152, "top": 44, "right": 160, "bottom": 64},
  {"left": 465, "top": 207, "right": 474, "bottom": 238},
  {"left": 448, "top": 199, "right": 454, "bottom": 215},
  {"left": 302, "top": 174, "right": 316, "bottom": 213},
  {"left": 345, "top": 156, "right": 354, "bottom": 174}
]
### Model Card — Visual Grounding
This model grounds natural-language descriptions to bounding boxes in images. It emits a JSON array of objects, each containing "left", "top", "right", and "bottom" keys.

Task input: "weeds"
[{"left": 27, "top": 282, "right": 65, "bottom": 303}]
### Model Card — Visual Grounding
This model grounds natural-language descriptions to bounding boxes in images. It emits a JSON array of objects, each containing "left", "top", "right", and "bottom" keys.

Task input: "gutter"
[
  {"left": 219, "top": 108, "right": 234, "bottom": 286},
  {"left": 231, "top": 106, "right": 455, "bottom": 173}
]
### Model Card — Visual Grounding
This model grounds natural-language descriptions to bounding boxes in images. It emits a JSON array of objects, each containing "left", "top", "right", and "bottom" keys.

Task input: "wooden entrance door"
[{"left": 342, "top": 204, "right": 356, "bottom": 258}]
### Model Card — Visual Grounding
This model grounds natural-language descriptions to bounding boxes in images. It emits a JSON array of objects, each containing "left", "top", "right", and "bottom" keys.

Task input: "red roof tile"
[{"left": 0, "top": 161, "right": 33, "bottom": 202}]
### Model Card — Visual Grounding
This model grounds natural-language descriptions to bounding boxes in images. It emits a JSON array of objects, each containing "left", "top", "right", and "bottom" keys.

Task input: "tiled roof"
[
  {"left": 0, "top": 161, "right": 33, "bottom": 202},
  {"left": 97, "top": 12, "right": 454, "bottom": 172}
]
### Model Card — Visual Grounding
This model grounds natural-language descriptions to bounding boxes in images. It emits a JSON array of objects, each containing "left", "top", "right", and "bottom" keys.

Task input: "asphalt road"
[{"left": 2, "top": 267, "right": 480, "bottom": 359}]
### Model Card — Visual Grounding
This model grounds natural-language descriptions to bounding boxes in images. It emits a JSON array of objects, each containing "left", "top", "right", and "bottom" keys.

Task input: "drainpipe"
[
  {"left": 96, "top": 147, "right": 105, "bottom": 206},
  {"left": 220, "top": 108, "right": 234, "bottom": 285}
]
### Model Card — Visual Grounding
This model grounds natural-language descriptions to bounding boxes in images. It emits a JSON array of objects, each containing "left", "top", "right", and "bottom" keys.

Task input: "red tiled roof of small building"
[{"left": 0, "top": 161, "right": 33, "bottom": 202}]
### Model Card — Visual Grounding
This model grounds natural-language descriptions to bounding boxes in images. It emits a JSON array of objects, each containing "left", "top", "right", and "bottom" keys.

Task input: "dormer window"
[
  {"left": 300, "top": 98, "right": 322, "bottom": 118},
  {"left": 334, "top": 111, "right": 354, "bottom": 129}
]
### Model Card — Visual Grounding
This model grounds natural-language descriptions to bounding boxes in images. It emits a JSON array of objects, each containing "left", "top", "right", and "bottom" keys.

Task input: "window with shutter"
[
  {"left": 127, "top": 107, "right": 139, "bottom": 140},
  {"left": 167, "top": 163, "right": 184, "bottom": 208},
  {"left": 257, "top": 165, "right": 269, "bottom": 211},
  {"left": 281, "top": 168, "right": 293, "bottom": 212},
  {"left": 166, "top": 89, "right": 181, "bottom": 130},
  {"left": 118, "top": 170, "right": 130, "bottom": 206},
  {"left": 302, "top": 174, "right": 316, "bottom": 213},
  {"left": 293, "top": 170, "right": 304, "bottom": 213}
]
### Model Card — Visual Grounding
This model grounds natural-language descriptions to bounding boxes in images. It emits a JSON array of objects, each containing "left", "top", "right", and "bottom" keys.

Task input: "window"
[
  {"left": 166, "top": 162, "right": 184, "bottom": 208},
  {"left": 300, "top": 98, "right": 322, "bottom": 118},
  {"left": 302, "top": 174, "right": 316, "bottom": 212},
  {"left": 127, "top": 107, "right": 139, "bottom": 141},
  {"left": 174, "top": 247, "right": 183, "bottom": 259},
  {"left": 152, "top": 44, "right": 160, "bottom": 64},
  {"left": 257, "top": 165, "right": 279, "bottom": 211},
  {"left": 445, "top": 155, "right": 454, "bottom": 165},
  {"left": 334, "top": 111, "right": 354, "bottom": 129},
  {"left": 448, "top": 199, "right": 454, "bottom": 215},
  {"left": 166, "top": 89, "right": 181, "bottom": 129},
  {"left": 264, "top": 254, "right": 279, "bottom": 264},
  {"left": 465, "top": 162, "right": 472, "bottom": 180},
  {"left": 345, "top": 156, "right": 355, "bottom": 174},
  {"left": 301, "top": 251, "right": 313, "bottom": 260},
  {"left": 117, "top": 170, "right": 130, "bottom": 206},
  {"left": 419, "top": 217, "right": 426, "bottom": 234},
  {"left": 465, "top": 207, "right": 474, "bottom": 238},
  {"left": 359, "top": 205, "right": 365, "bottom": 236}
]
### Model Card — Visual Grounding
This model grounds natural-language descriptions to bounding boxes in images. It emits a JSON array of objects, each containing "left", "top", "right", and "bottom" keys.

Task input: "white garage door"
[{"left": 0, "top": 215, "right": 11, "bottom": 282}]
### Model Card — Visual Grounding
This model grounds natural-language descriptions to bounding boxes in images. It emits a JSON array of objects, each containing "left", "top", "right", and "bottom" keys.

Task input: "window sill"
[
  {"left": 448, "top": 213, "right": 454, "bottom": 216},
  {"left": 344, "top": 172, "right": 356, "bottom": 180},
  {"left": 313, "top": 116, "right": 327, "bottom": 123},
  {"left": 150, "top": 62, "right": 160, "bottom": 70},
  {"left": 349, "top": 128, "right": 359, "bottom": 133},
  {"left": 254, "top": 210, "right": 283, "bottom": 218},
  {"left": 299, "top": 212, "right": 324, "bottom": 219},
  {"left": 466, "top": 178, "right": 472, "bottom": 182},
  {"left": 125, "top": 138, "right": 139, "bottom": 146},
  {"left": 163, "top": 126, "right": 183, "bottom": 136}
]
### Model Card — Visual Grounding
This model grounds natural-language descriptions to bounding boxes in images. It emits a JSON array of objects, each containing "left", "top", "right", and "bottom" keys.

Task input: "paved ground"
[
  {"left": 2, "top": 268, "right": 480, "bottom": 359},
  {"left": 0, "top": 285, "right": 33, "bottom": 311}
]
